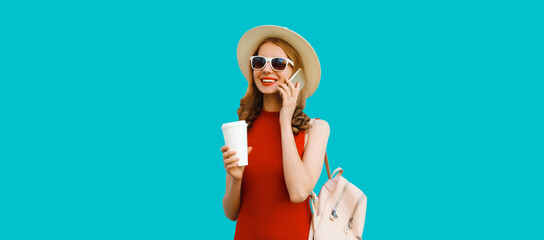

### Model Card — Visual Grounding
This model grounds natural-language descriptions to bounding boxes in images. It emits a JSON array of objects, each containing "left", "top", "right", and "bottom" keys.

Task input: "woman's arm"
[
  {"left": 280, "top": 119, "right": 330, "bottom": 203},
  {"left": 223, "top": 174, "right": 242, "bottom": 221},
  {"left": 221, "top": 145, "right": 252, "bottom": 221},
  {"left": 277, "top": 80, "right": 330, "bottom": 203}
]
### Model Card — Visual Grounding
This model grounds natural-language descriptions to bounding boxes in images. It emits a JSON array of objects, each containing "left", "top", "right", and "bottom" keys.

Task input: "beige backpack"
[{"left": 306, "top": 120, "right": 367, "bottom": 240}]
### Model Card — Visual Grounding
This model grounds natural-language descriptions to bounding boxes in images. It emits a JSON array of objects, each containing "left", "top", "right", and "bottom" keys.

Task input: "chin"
[
  {"left": 262, "top": 91, "right": 280, "bottom": 96},
  {"left": 259, "top": 89, "right": 279, "bottom": 95},
  {"left": 256, "top": 85, "right": 278, "bottom": 95}
]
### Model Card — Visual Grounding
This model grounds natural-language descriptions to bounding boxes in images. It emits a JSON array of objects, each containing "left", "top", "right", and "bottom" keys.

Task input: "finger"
[
  {"left": 284, "top": 82, "right": 293, "bottom": 97},
  {"left": 220, "top": 145, "right": 229, "bottom": 153},
  {"left": 248, "top": 146, "right": 253, "bottom": 155},
  {"left": 278, "top": 83, "right": 291, "bottom": 99},
  {"left": 224, "top": 158, "right": 239, "bottom": 168},
  {"left": 226, "top": 164, "right": 241, "bottom": 171},
  {"left": 277, "top": 85, "right": 289, "bottom": 100},
  {"left": 223, "top": 150, "right": 236, "bottom": 159},
  {"left": 224, "top": 156, "right": 239, "bottom": 166},
  {"left": 294, "top": 82, "right": 301, "bottom": 99},
  {"left": 286, "top": 79, "right": 295, "bottom": 96},
  {"left": 292, "top": 82, "right": 300, "bottom": 99}
]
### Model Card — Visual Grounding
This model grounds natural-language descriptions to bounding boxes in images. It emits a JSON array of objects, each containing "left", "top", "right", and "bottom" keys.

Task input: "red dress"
[{"left": 234, "top": 110, "right": 311, "bottom": 240}]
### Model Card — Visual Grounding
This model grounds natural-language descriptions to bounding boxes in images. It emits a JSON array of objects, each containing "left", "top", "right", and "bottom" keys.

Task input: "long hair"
[{"left": 237, "top": 37, "right": 311, "bottom": 134}]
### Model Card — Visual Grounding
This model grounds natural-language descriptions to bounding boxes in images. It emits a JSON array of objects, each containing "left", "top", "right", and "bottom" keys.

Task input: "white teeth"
[{"left": 262, "top": 79, "right": 277, "bottom": 83}]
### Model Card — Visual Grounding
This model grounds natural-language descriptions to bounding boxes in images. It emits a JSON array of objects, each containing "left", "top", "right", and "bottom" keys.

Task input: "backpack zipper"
[{"left": 330, "top": 183, "right": 350, "bottom": 220}]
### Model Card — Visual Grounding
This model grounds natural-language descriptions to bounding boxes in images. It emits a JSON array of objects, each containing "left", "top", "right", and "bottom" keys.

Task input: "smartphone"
[
  {"left": 279, "top": 69, "right": 306, "bottom": 99},
  {"left": 288, "top": 68, "right": 306, "bottom": 90}
]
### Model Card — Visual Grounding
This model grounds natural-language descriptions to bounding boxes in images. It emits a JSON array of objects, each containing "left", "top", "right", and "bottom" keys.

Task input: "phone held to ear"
[
  {"left": 289, "top": 68, "right": 306, "bottom": 90},
  {"left": 279, "top": 68, "right": 306, "bottom": 99}
]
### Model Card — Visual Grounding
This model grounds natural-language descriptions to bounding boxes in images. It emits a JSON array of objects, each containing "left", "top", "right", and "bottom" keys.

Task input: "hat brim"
[{"left": 237, "top": 25, "right": 321, "bottom": 98}]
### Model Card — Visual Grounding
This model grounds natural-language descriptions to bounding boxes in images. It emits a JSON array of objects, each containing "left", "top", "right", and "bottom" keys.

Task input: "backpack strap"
[
  {"left": 331, "top": 167, "right": 343, "bottom": 179},
  {"left": 348, "top": 194, "right": 367, "bottom": 230},
  {"left": 305, "top": 118, "right": 332, "bottom": 179},
  {"left": 309, "top": 191, "right": 318, "bottom": 234}
]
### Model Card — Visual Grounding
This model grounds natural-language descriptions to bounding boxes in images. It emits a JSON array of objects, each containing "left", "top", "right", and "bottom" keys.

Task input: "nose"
[{"left": 262, "top": 61, "right": 273, "bottom": 73}]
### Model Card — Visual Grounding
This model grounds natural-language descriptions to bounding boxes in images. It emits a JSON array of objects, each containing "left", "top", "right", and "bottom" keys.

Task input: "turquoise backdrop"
[{"left": 1, "top": 0, "right": 542, "bottom": 239}]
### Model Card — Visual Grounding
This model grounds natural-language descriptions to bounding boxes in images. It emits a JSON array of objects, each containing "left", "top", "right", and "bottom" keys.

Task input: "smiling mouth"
[
  {"left": 261, "top": 79, "right": 277, "bottom": 83},
  {"left": 260, "top": 78, "right": 278, "bottom": 86}
]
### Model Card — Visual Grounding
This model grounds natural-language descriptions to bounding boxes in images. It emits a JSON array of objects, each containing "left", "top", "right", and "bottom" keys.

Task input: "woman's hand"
[
  {"left": 221, "top": 145, "right": 253, "bottom": 181},
  {"left": 277, "top": 80, "right": 301, "bottom": 125}
]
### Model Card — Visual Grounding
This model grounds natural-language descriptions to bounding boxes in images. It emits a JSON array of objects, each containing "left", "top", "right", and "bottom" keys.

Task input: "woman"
[{"left": 221, "top": 26, "right": 330, "bottom": 240}]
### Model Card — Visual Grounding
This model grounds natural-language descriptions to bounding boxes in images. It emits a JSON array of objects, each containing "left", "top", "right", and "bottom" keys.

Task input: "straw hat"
[{"left": 237, "top": 25, "right": 321, "bottom": 98}]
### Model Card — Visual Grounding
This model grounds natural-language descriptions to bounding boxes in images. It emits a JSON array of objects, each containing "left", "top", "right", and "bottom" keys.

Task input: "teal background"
[{"left": 1, "top": 0, "right": 542, "bottom": 239}]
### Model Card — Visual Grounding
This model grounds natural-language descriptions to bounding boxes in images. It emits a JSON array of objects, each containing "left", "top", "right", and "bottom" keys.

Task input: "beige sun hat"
[{"left": 237, "top": 25, "right": 321, "bottom": 98}]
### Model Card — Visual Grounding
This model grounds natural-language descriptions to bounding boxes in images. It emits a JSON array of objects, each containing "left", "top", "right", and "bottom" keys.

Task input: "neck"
[{"left": 262, "top": 93, "right": 282, "bottom": 112}]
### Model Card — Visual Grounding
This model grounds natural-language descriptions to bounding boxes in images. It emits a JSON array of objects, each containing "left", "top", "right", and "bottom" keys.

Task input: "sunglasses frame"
[{"left": 250, "top": 56, "right": 294, "bottom": 71}]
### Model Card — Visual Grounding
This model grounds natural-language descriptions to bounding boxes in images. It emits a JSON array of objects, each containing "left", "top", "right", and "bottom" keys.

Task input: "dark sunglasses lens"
[
  {"left": 252, "top": 57, "right": 266, "bottom": 69},
  {"left": 271, "top": 58, "right": 288, "bottom": 70}
]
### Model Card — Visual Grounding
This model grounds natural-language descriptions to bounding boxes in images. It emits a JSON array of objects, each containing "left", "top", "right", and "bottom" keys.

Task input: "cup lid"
[{"left": 221, "top": 120, "right": 248, "bottom": 129}]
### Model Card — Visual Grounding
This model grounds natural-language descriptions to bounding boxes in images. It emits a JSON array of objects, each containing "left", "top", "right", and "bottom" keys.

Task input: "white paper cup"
[{"left": 221, "top": 120, "right": 248, "bottom": 166}]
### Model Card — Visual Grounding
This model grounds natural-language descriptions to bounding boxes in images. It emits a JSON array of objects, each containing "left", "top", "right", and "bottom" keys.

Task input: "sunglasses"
[{"left": 250, "top": 56, "right": 294, "bottom": 71}]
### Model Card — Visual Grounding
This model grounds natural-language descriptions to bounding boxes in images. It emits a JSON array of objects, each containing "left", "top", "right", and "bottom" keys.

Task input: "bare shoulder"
[{"left": 310, "top": 119, "right": 330, "bottom": 135}]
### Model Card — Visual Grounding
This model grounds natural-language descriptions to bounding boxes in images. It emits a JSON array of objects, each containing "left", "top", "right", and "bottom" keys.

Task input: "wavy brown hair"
[{"left": 237, "top": 38, "right": 311, "bottom": 134}]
